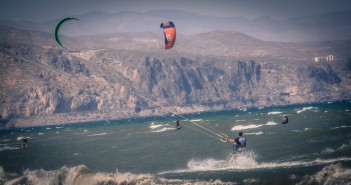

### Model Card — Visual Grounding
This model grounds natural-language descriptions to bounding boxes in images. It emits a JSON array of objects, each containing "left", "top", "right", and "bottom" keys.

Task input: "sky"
[{"left": 0, "top": 0, "right": 351, "bottom": 22}]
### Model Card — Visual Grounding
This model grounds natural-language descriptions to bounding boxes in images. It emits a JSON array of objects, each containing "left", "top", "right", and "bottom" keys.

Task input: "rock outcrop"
[{"left": 0, "top": 27, "right": 350, "bottom": 127}]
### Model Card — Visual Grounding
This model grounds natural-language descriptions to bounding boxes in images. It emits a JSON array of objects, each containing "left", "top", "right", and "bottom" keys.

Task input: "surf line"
[{"left": 127, "top": 84, "right": 227, "bottom": 142}]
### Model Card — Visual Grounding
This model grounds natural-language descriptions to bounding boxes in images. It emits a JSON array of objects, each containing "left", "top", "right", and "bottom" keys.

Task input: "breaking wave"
[
  {"left": 231, "top": 121, "right": 279, "bottom": 131},
  {"left": 149, "top": 122, "right": 163, "bottom": 129},
  {"left": 245, "top": 131, "right": 264, "bottom": 135},
  {"left": 87, "top": 133, "right": 108, "bottom": 137},
  {"left": 151, "top": 127, "right": 177, "bottom": 133},
  {"left": 159, "top": 154, "right": 351, "bottom": 175},
  {"left": 297, "top": 106, "right": 318, "bottom": 114},
  {"left": 267, "top": 111, "right": 282, "bottom": 115},
  {"left": 332, "top": 125, "right": 351, "bottom": 130},
  {"left": 319, "top": 140, "right": 351, "bottom": 154},
  {"left": 296, "top": 163, "right": 351, "bottom": 185},
  {"left": 0, "top": 144, "right": 21, "bottom": 152},
  {"left": 0, "top": 165, "right": 231, "bottom": 185}
]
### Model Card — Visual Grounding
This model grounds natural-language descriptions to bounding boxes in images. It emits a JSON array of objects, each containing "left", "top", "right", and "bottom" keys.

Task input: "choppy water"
[{"left": 0, "top": 101, "right": 351, "bottom": 184}]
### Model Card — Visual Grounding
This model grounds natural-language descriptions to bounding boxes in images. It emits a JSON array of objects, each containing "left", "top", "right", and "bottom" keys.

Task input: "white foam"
[
  {"left": 87, "top": 133, "right": 108, "bottom": 137},
  {"left": 266, "top": 121, "right": 279, "bottom": 126},
  {"left": 239, "top": 108, "right": 247, "bottom": 111},
  {"left": 297, "top": 163, "right": 351, "bottom": 185},
  {"left": 235, "top": 120, "right": 246, "bottom": 122},
  {"left": 319, "top": 140, "right": 351, "bottom": 155},
  {"left": 149, "top": 123, "right": 163, "bottom": 129},
  {"left": 245, "top": 131, "right": 264, "bottom": 135},
  {"left": 17, "top": 136, "right": 31, "bottom": 141},
  {"left": 297, "top": 106, "right": 318, "bottom": 114},
  {"left": 190, "top": 119, "right": 202, "bottom": 122},
  {"left": 159, "top": 155, "right": 351, "bottom": 175},
  {"left": 231, "top": 124, "right": 263, "bottom": 131},
  {"left": 2, "top": 165, "right": 227, "bottom": 185},
  {"left": 151, "top": 127, "right": 176, "bottom": 133},
  {"left": 0, "top": 145, "right": 21, "bottom": 151},
  {"left": 232, "top": 121, "right": 279, "bottom": 131},
  {"left": 321, "top": 148, "right": 334, "bottom": 154},
  {"left": 331, "top": 125, "right": 351, "bottom": 129},
  {"left": 267, "top": 111, "right": 282, "bottom": 115}
]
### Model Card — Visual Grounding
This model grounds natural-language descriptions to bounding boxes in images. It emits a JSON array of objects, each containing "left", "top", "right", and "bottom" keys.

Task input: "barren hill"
[{"left": 0, "top": 26, "right": 350, "bottom": 128}]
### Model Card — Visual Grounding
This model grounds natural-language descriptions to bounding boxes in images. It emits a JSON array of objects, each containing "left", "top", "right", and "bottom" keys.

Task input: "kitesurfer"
[
  {"left": 281, "top": 116, "right": 288, "bottom": 124},
  {"left": 226, "top": 131, "right": 246, "bottom": 154},
  {"left": 175, "top": 119, "right": 180, "bottom": 128},
  {"left": 21, "top": 136, "right": 28, "bottom": 148}
]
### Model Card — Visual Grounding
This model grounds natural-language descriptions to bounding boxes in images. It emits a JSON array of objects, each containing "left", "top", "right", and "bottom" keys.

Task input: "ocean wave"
[
  {"left": 87, "top": 133, "right": 108, "bottom": 137},
  {"left": 159, "top": 153, "right": 351, "bottom": 175},
  {"left": 239, "top": 108, "right": 247, "bottom": 111},
  {"left": 245, "top": 131, "right": 264, "bottom": 135},
  {"left": 331, "top": 125, "right": 351, "bottom": 129},
  {"left": 0, "top": 139, "right": 10, "bottom": 142},
  {"left": 0, "top": 165, "right": 232, "bottom": 185},
  {"left": 185, "top": 151, "right": 258, "bottom": 172},
  {"left": 296, "top": 106, "right": 318, "bottom": 114},
  {"left": 149, "top": 122, "right": 163, "bottom": 129},
  {"left": 0, "top": 145, "right": 21, "bottom": 152},
  {"left": 151, "top": 127, "right": 177, "bottom": 133},
  {"left": 266, "top": 121, "right": 278, "bottom": 125},
  {"left": 296, "top": 163, "right": 351, "bottom": 185},
  {"left": 190, "top": 119, "right": 202, "bottom": 122},
  {"left": 231, "top": 124, "right": 263, "bottom": 130},
  {"left": 235, "top": 119, "right": 246, "bottom": 122},
  {"left": 267, "top": 111, "right": 282, "bottom": 115},
  {"left": 319, "top": 140, "right": 351, "bottom": 154},
  {"left": 232, "top": 122, "right": 279, "bottom": 131}
]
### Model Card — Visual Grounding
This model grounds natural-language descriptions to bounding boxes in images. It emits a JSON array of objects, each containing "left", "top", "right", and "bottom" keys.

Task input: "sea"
[{"left": 0, "top": 101, "right": 350, "bottom": 185}]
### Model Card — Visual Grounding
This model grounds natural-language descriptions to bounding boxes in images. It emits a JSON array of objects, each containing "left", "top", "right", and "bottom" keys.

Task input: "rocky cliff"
[{"left": 0, "top": 27, "right": 350, "bottom": 128}]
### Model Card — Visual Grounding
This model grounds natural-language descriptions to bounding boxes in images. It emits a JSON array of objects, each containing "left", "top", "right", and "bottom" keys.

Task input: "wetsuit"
[
  {"left": 176, "top": 120, "right": 180, "bottom": 127},
  {"left": 233, "top": 136, "right": 246, "bottom": 154},
  {"left": 282, "top": 116, "right": 288, "bottom": 124}
]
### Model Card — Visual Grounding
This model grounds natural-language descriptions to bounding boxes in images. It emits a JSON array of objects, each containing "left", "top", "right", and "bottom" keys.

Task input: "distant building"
[{"left": 314, "top": 54, "right": 335, "bottom": 62}]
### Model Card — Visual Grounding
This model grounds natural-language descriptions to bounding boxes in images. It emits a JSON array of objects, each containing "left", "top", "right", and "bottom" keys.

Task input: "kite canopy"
[
  {"left": 160, "top": 21, "right": 176, "bottom": 49},
  {"left": 54, "top": 17, "right": 79, "bottom": 49}
]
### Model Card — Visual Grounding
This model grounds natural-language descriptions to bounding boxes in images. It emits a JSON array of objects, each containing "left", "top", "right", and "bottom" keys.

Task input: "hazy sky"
[{"left": 0, "top": 0, "right": 350, "bottom": 22}]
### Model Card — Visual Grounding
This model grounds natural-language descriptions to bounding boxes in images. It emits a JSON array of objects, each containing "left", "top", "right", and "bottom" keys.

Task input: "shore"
[{"left": 2, "top": 104, "right": 223, "bottom": 129}]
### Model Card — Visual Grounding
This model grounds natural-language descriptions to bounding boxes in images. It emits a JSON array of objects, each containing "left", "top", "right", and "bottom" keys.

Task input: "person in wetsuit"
[
  {"left": 21, "top": 136, "right": 28, "bottom": 148},
  {"left": 175, "top": 119, "right": 180, "bottom": 128},
  {"left": 282, "top": 116, "right": 288, "bottom": 124},
  {"left": 227, "top": 131, "right": 246, "bottom": 154}
]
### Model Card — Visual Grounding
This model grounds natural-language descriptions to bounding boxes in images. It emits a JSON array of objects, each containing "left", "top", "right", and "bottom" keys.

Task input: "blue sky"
[{"left": 0, "top": 0, "right": 351, "bottom": 22}]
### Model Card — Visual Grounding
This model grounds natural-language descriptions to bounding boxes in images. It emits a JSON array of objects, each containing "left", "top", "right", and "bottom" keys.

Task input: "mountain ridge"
[{"left": 1, "top": 9, "right": 351, "bottom": 41}]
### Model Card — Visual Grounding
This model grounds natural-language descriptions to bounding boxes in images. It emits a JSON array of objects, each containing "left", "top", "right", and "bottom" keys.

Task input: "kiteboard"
[{"left": 175, "top": 126, "right": 182, "bottom": 130}]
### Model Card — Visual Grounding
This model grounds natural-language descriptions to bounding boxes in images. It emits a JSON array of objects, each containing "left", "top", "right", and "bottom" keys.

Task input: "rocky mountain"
[
  {"left": 1, "top": 9, "right": 351, "bottom": 42},
  {"left": 0, "top": 26, "right": 350, "bottom": 128}
]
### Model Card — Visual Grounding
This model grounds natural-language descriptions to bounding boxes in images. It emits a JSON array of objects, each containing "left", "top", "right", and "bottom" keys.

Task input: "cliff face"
[{"left": 0, "top": 27, "right": 350, "bottom": 127}]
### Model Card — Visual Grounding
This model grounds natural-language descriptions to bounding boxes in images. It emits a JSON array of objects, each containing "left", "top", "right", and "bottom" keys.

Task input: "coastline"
[
  {"left": 1, "top": 104, "right": 220, "bottom": 129},
  {"left": 3, "top": 100, "right": 350, "bottom": 129}
]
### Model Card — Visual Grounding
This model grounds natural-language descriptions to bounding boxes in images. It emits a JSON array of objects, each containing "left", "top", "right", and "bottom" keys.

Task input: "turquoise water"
[{"left": 0, "top": 101, "right": 351, "bottom": 184}]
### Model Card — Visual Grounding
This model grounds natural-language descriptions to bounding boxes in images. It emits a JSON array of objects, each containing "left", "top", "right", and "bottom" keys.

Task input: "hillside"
[{"left": 0, "top": 26, "right": 350, "bottom": 128}]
